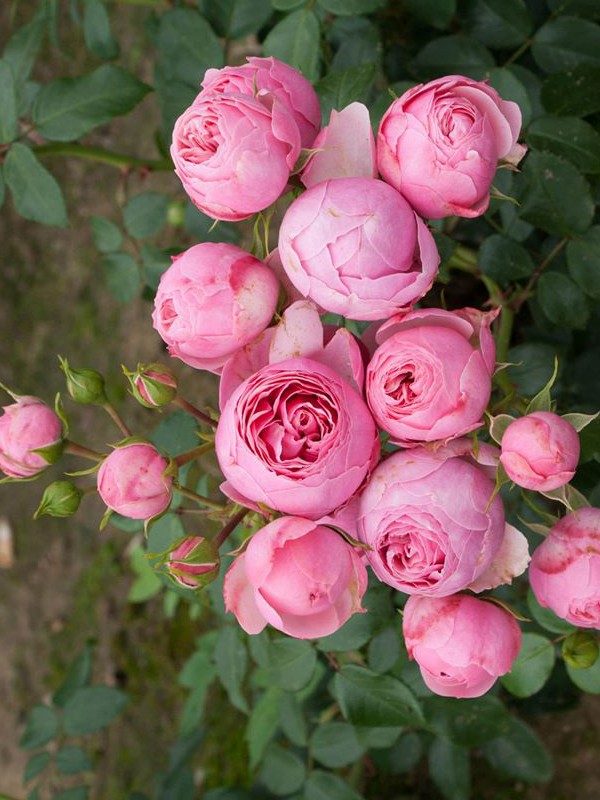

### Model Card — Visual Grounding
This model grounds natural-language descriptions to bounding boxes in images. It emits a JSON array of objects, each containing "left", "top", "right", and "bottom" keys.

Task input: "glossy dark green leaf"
[
  {"left": 83, "top": 0, "right": 120, "bottom": 60},
  {"left": 63, "top": 686, "right": 128, "bottom": 735},
  {"left": 424, "top": 695, "right": 511, "bottom": 746},
  {"left": 214, "top": 626, "right": 248, "bottom": 713},
  {"left": 566, "top": 652, "right": 600, "bottom": 693},
  {"left": 310, "top": 722, "right": 366, "bottom": 767},
  {"left": 367, "top": 626, "right": 401, "bottom": 673},
  {"left": 89, "top": 215, "right": 123, "bottom": 253},
  {"left": 101, "top": 252, "right": 141, "bottom": 304},
  {"left": 202, "top": 0, "right": 273, "bottom": 38},
  {"left": 501, "top": 633, "right": 556, "bottom": 697},
  {"left": 506, "top": 342, "right": 558, "bottom": 397},
  {"left": 481, "top": 718, "right": 554, "bottom": 782},
  {"left": 411, "top": 35, "right": 495, "bottom": 80},
  {"left": 123, "top": 192, "right": 168, "bottom": 239},
  {"left": 533, "top": 16, "right": 600, "bottom": 73},
  {"left": 279, "top": 692, "right": 307, "bottom": 746},
  {"left": 24, "top": 751, "right": 51, "bottom": 782},
  {"left": 4, "top": 143, "right": 67, "bottom": 227},
  {"left": 56, "top": 746, "right": 93, "bottom": 775},
  {"left": 258, "top": 743, "right": 305, "bottom": 796},
  {"left": 464, "top": 0, "right": 531, "bottom": 48},
  {"left": 19, "top": 705, "right": 59, "bottom": 750},
  {"left": 264, "top": 638, "right": 317, "bottom": 691},
  {"left": 546, "top": 0, "right": 600, "bottom": 16},
  {"left": 567, "top": 227, "right": 600, "bottom": 299},
  {"left": 479, "top": 234, "right": 534, "bottom": 285},
  {"left": 316, "top": 607, "right": 375, "bottom": 651},
  {"left": 317, "top": 0, "right": 386, "bottom": 14},
  {"left": 53, "top": 645, "right": 93, "bottom": 707},
  {"left": 0, "top": 60, "right": 18, "bottom": 144},
  {"left": 329, "top": 17, "right": 381, "bottom": 71},
  {"left": 527, "top": 116, "right": 600, "bottom": 173},
  {"left": 404, "top": 0, "right": 456, "bottom": 30},
  {"left": 537, "top": 271, "right": 590, "bottom": 330},
  {"left": 315, "top": 63, "right": 376, "bottom": 119},
  {"left": 263, "top": 9, "right": 321, "bottom": 82},
  {"left": 157, "top": 9, "right": 223, "bottom": 87},
  {"left": 541, "top": 64, "right": 600, "bottom": 116},
  {"left": 487, "top": 67, "right": 532, "bottom": 126},
  {"left": 304, "top": 771, "right": 364, "bottom": 800},
  {"left": 333, "top": 665, "right": 424, "bottom": 728},
  {"left": 386, "top": 732, "right": 424, "bottom": 773},
  {"left": 429, "top": 737, "right": 470, "bottom": 800},
  {"left": 245, "top": 687, "right": 282, "bottom": 769}
]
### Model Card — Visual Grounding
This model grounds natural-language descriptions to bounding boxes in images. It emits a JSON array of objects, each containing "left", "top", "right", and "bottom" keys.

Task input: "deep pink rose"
[
  {"left": 223, "top": 516, "right": 367, "bottom": 638},
  {"left": 201, "top": 56, "right": 320, "bottom": 148},
  {"left": 403, "top": 594, "right": 522, "bottom": 698},
  {"left": 215, "top": 357, "right": 379, "bottom": 519},
  {"left": 0, "top": 396, "right": 63, "bottom": 479},
  {"left": 278, "top": 177, "right": 440, "bottom": 320},
  {"left": 357, "top": 447, "right": 505, "bottom": 596},
  {"left": 152, "top": 243, "right": 279, "bottom": 373},
  {"left": 171, "top": 92, "right": 300, "bottom": 221},
  {"left": 377, "top": 75, "right": 524, "bottom": 219},
  {"left": 165, "top": 536, "right": 219, "bottom": 589},
  {"left": 366, "top": 307, "right": 496, "bottom": 446},
  {"left": 97, "top": 442, "right": 173, "bottom": 520},
  {"left": 529, "top": 508, "right": 600, "bottom": 628},
  {"left": 500, "top": 411, "right": 580, "bottom": 491}
]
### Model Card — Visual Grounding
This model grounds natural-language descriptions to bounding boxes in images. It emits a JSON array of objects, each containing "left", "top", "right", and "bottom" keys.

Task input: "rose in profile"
[
  {"left": 529, "top": 508, "right": 600, "bottom": 628},
  {"left": 377, "top": 75, "right": 524, "bottom": 219},
  {"left": 403, "top": 594, "right": 522, "bottom": 698},
  {"left": 223, "top": 516, "right": 367, "bottom": 638},
  {"left": 0, "top": 396, "right": 63, "bottom": 479}
]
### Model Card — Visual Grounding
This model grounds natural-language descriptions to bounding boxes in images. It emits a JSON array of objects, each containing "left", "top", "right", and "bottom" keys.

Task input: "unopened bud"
[
  {"left": 59, "top": 357, "right": 107, "bottom": 405},
  {"left": 124, "top": 363, "right": 178, "bottom": 408},
  {"left": 165, "top": 536, "right": 220, "bottom": 589},
  {"left": 562, "top": 631, "right": 599, "bottom": 669},
  {"left": 34, "top": 480, "right": 83, "bottom": 519},
  {"left": 167, "top": 199, "right": 186, "bottom": 228}
]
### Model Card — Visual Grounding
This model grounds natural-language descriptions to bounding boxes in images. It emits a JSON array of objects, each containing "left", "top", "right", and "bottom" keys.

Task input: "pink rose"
[
  {"left": 165, "top": 536, "right": 219, "bottom": 589},
  {"left": 278, "top": 177, "right": 440, "bottom": 320},
  {"left": 366, "top": 307, "right": 496, "bottom": 446},
  {"left": 403, "top": 594, "right": 522, "bottom": 698},
  {"left": 97, "top": 442, "right": 173, "bottom": 520},
  {"left": 0, "top": 396, "right": 63, "bottom": 479},
  {"left": 377, "top": 75, "right": 523, "bottom": 219},
  {"left": 357, "top": 447, "right": 505, "bottom": 596},
  {"left": 128, "top": 363, "right": 178, "bottom": 408},
  {"left": 529, "top": 508, "right": 600, "bottom": 628},
  {"left": 500, "top": 411, "right": 580, "bottom": 491},
  {"left": 223, "top": 516, "right": 367, "bottom": 638},
  {"left": 171, "top": 92, "right": 300, "bottom": 221},
  {"left": 201, "top": 56, "right": 320, "bottom": 148},
  {"left": 215, "top": 357, "right": 379, "bottom": 519},
  {"left": 152, "top": 243, "right": 279, "bottom": 373}
]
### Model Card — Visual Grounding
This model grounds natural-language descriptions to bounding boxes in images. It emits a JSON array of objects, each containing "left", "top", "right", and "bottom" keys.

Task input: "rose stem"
[
  {"left": 172, "top": 396, "right": 218, "bottom": 429},
  {"left": 102, "top": 402, "right": 131, "bottom": 438},
  {"left": 174, "top": 483, "right": 226, "bottom": 511},
  {"left": 64, "top": 441, "right": 104, "bottom": 461},
  {"left": 174, "top": 442, "right": 215, "bottom": 468},
  {"left": 215, "top": 508, "right": 250, "bottom": 549}
]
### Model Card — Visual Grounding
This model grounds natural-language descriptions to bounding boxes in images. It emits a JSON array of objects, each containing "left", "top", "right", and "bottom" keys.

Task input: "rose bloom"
[
  {"left": 366, "top": 307, "right": 496, "bottom": 446},
  {"left": 0, "top": 396, "right": 63, "bottom": 478},
  {"left": 377, "top": 75, "right": 524, "bottom": 219},
  {"left": 97, "top": 442, "right": 173, "bottom": 520},
  {"left": 278, "top": 177, "right": 440, "bottom": 320},
  {"left": 152, "top": 242, "right": 279, "bottom": 373},
  {"left": 223, "top": 516, "right": 367, "bottom": 639},
  {"left": 215, "top": 357, "right": 378, "bottom": 519},
  {"left": 171, "top": 92, "right": 299, "bottom": 221},
  {"left": 500, "top": 411, "right": 580, "bottom": 491},
  {"left": 403, "top": 594, "right": 522, "bottom": 698},
  {"left": 357, "top": 447, "right": 505, "bottom": 596},
  {"left": 529, "top": 508, "right": 600, "bottom": 628}
]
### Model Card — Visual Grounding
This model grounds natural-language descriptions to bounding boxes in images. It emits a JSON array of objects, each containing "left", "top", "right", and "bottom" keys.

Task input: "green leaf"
[
  {"left": 578, "top": 416, "right": 600, "bottom": 462},
  {"left": 546, "top": 0, "right": 600, "bottom": 15},
  {"left": 428, "top": 737, "right": 470, "bottom": 800},
  {"left": 53, "top": 645, "right": 94, "bottom": 707},
  {"left": 32, "top": 65, "right": 150, "bottom": 142},
  {"left": 56, "top": 746, "right": 93, "bottom": 775},
  {"left": 127, "top": 545, "right": 163, "bottom": 603},
  {"left": 123, "top": 192, "right": 168, "bottom": 240},
  {"left": 501, "top": 633, "right": 556, "bottom": 698},
  {"left": 423, "top": 695, "right": 511, "bottom": 746},
  {"left": 385, "top": 731, "right": 423, "bottom": 773},
  {"left": 527, "top": 116, "right": 600, "bottom": 174},
  {"left": 279, "top": 692, "right": 307, "bottom": 746},
  {"left": 89, "top": 216, "right": 122, "bottom": 253},
  {"left": 328, "top": 17, "right": 381, "bottom": 71},
  {"left": 263, "top": 638, "right": 317, "bottom": 691},
  {"left": 527, "top": 588, "right": 576, "bottom": 635},
  {"left": 0, "top": 166, "right": 5, "bottom": 210},
  {"left": 537, "top": 271, "right": 591, "bottom": 330},
  {"left": 411, "top": 35, "right": 495, "bottom": 81},
  {"left": 464, "top": 0, "right": 531, "bottom": 49},
  {"left": 157, "top": 9, "right": 223, "bottom": 87},
  {"left": 318, "top": 0, "right": 386, "bottom": 13},
  {"left": 271, "top": 0, "right": 305, "bottom": 8},
  {"left": 566, "top": 651, "right": 600, "bottom": 693},
  {"left": 101, "top": 252, "right": 141, "bottom": 304},
  {"left": 481, "top": 718, "right": 554, "bottom": 782},
  {"left": 63, "top": 686, "right": 128, "bottom": 736},
  {"left": 506, "top": 342, "right": 557, "bottom": 397},
  {"left": 3, "top": 13, "right": 47, "bottom": 92},
  {"left": 24, "top": 751, "right": 51, "bottom": 782},
  {"left": 141, "top": 244, "right": 171, "bottom": 290},
  {"left": 0, "top": 61, "right": 18, "bottom": 144},
  {"left": 333, "top": 665, "right": 424, "bottom": 728},
  {"left": 258, "top": 743, "right": 305, "bottom": 796},
  {"left": 150, "top": 410, "right": 200, "bottom": 457},
  {"left": 487, "top": 67, "right": 532, "bottom": 126},
  {"left": 184, "top": 203, "right": 240, "bottom": 243},
  {"left": 202, "top": 0, "right": 273, "bottom": 38},
  {"left": 404, "top": 0, "right": 456, "bottom": 30},
  {"left": 541, "top": 64, "right": 600, "bottom": 117},
  {"left": 263, "top": 9, "right": 321, "bottom": 82},
  {"left": 316, "top": 608, "right": 375, "bottom": 651},
  {"left": 304, "top": 771, "right": 364, "bottom": 800},
  {"left": 214, "top": 626, "right": 249, "bottom": 713},
  {"left": 367, "top": 626, "right": 401, "bottom": 673},
  {"left": 479, "top": 234, "right": 534, "bottom": 286},
  {"left": 52, "top": 788, "right": 89, "bottom": 800},
  {"left": 315, "top": 63, "right": 376, "bottom": 119},
  {"left": 567, "top": 226, "right": 600, "bottom": 299},
  {"left": 4, "top": 143, "right": 67, "bottom": 227},
  {"left": 516, "top": 151, "right": 594, "bottom": 237},
  {"left": 83, "top": 0, "right": 120, "bottom": 60},
  {"left": 245, "top": 687, "right": 282, "bottom": 769},
  {"left": 310, "top": 722, "right": 366, "bottom": 768},
  {"left": 20, "top": 705, "right": 59, "bottom": 750},
  {"left": 532, "top": 16, "right": 600, "bottom": 74}
]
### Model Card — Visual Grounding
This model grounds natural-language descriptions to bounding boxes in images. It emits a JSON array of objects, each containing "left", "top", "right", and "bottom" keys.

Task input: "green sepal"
[
  {"left": 486, "top": 412, "right": 516, "bottom": 445},
  {"left": 65, "top": 461, "right": 102, "bottom": 478},
  {"left": 538, "top": 483, "right": 590, "bottom": 512},
  {"left": 525, "top": 357, "right": 558, "bottom": 413},
  {"left": 54, "top": 392, "right": 70, "bottom": 437},
  {"left": 31, "top": 438, "right": 64, "bottom": 465},
  {"left": 99, "top": 506, "right": 113, "bottom": 531},
  {"left": 517, "top": 517, "right": 552, "bottom": 537},
  {"left": 481, "top": 595, "right": 531, "bottom": 623},
  {"left": 561, "top": 410, "right": 600, "bottom": 432},
  {"left": 0, "top": 381, "right": 22, "bottom": 401}
]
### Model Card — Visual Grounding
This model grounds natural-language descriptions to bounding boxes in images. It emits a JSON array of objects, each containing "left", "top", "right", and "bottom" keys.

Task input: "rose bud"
[
  {"left": 125, "top": 363, "right": 178, "bottom": 408},
  {"left": 529, "top": 508, "right": 600, "bottom": 629},
  {"left": 152, "top": 242, "right": 279, "bottom": 374},
  {"left": 58, "top": 356, "right": 107, "bottom": 405},
  {"left": 0, "top": 396, "right": 63, "bottom": 479},
  {"left": 165, "top": 536, "right": 220, "bottom": 589},
  {"left": 377, "top": 75, "right": 523, "bottom": 219},
  {"left": 97, "top": 442, "right": 173, "bottom": 520},
  {"left": 223, "top": 516, "right": 367, "bottom": 639},
  {"left": 500, "top": 411, "right": 580, "bottom": 491},
  {"left": 562, "top": 631, "right": 599, "bottom": 670},
  {"left": 403, "top": 594, "right": 522, "bottom": 698},
  {"left": 34, "top": 480, "right": 83, "bottom": 519},
  {"left": 278, "top": 177, "right": 440, "bottom": 321}
]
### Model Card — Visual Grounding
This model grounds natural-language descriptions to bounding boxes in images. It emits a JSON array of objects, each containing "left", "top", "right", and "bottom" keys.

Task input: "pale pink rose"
[
  {"left": 201, "top": 56, "right": 320, "bottom": 148},
  {"left": 278, "top": 177, "right": 440, "bottom": 320},
  {"left": 366, "top": 307, "right": 496, "bottom": 446},
  {"left": 403, "top": 594, "right": 522, "bottom": 698},
  {"left": 357, "top": 447, "right": 505, "bottom": 596},
  {"left": 171, "top": 92, "right": 300, "bottom": 221},
  {"left": 0, "top": 396, "right": 63, "bottom": 479},
  {"left": 165, "top": 536, "right": 219, "bottom": 589},
  {"left": 223, "top": 516, "right": 367, "bottom": 638},
  {"left": 529, "top": 508, "right": 600, "bottom": 628},
  {"left": 215, "top": 357, "right": 379, "bottom": 519},
  {"left": 301, "top": 102, "right": 376, "bottom": 188},
  {"left": 97, "top": 442, "right": 172, "bottom": 520},
  {"left": 500, "top": 411, "right": 580, "bottom": 491},
  {"left": 377, "top": 75, "right": 523, "bottom": 219},
  {"left": 152, "top": 243, "right": 279, "bottom": 373}
]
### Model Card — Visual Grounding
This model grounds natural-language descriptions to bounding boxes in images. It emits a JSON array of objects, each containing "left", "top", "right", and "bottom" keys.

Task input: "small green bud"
[
  {"left": 59, "top": 356, "right": 107, "bottom": 405},
  {"left": 123, "top": 362, "right": 178, "bottom": 408},
  {"left": 163, "top": 536, "right": 220, "bottom": 590},
  {"left": 34, "top": 480, "right": 83, "bottom": 519},
  {"left": 562, "top": 631, "right": 599, "bottom": 669},
  {"left": 167, "top": 199, "right": 186, "bottom": 228}
]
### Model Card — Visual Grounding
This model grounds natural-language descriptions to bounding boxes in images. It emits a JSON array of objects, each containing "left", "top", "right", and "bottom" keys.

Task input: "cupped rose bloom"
[
  {"left": 97, "top": 442, "right": 172, "bottom": 520},
  {"left": 171, "top": 92, "right": 300, "bottom": 221},
  {"left": 403, "top": 594, "right": 522, "bottom": 698},
  {"left": 357, "top": 447, "right": 505, "bottom": 596},
  {"left": 278, "top": 177, "right": 440, "bottom": 321},
  {"left": 366, "top": 307, "right": 496, "bottom": 446},
  {"left": 223, "top": 516, "right": 367, "bottom": 638},
  {"left": 0, "top": 396, "right": 63, "bottom": 478},
  {"left": 201, "top": 56, "right": 320, "bottom": 148},
  {"left": 152, "top": 243, "right": 279, "bottom": 373},
  {"left": 216, "top": 357, "right": 379, "bottom": 519},
  {"left": 500, "top": 411, "right": 580, "bottom": 491},
  {"left": 377, "top": 75, "right": 524, "bottom": 219},
  {"left": 301, "top": 102, "right": 376, "bottom": 188},
  {"left": 529, "top": 508, "right": 600, "bottom": 628}
]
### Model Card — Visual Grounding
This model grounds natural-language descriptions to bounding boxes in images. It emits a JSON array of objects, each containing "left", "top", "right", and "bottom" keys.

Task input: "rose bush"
[{"left": 0, "top": 396, "right": 63, "bottom": 479}]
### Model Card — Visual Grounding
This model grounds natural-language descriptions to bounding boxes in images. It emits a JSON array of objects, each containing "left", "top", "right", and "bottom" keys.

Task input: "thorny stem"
[
  {"left": 32, "top": 143, "right": 172, "bottom": 172},
  {"left": 174, "top": 483, "right": 226, "bottom": 511},
  {"left": 174, "top": 442, "right": 215, "bottom": 468},
  {"left": 215, "top": 507, "right": 250, "bottom": 549},
  {"left": 103, "top": 402, "right": 131, "bottom": 438},
  {"left": 64, "top": 441, "right": 104, "bottom": 461},
  {"left": 172, "top": 396, "right": 218, "bottom": 429}
]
